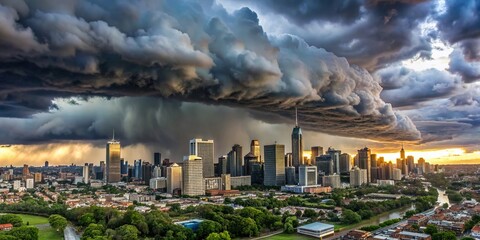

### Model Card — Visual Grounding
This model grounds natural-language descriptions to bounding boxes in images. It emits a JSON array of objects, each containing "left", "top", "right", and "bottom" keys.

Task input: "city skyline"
[{"left": 0, "top": 0, "right": 480, "bottom": 166}]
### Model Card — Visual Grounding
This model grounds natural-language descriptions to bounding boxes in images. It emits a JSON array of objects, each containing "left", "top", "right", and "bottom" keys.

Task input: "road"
[{"left": 64, "top": 226, "right": 80, "bottom": 240}]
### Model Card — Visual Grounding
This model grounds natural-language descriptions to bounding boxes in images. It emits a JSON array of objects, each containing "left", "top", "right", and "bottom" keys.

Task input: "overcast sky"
[{"left": 0, "top": 0, "right": 479, "bottom": 166}]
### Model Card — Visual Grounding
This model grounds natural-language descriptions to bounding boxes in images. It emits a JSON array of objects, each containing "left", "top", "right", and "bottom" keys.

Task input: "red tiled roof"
[{"left": 472, "top": 225, "right": 480, "bottom": 233}]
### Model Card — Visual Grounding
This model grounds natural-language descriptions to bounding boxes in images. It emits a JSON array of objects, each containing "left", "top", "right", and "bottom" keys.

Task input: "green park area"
[{"left": 0, "top": 213, "right": 63, "bottom": 240}]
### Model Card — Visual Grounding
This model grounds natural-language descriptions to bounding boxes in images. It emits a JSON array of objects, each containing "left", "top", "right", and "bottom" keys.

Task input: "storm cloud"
[{"left": 0, "top": 0, "right": 422, "bottom": 149}]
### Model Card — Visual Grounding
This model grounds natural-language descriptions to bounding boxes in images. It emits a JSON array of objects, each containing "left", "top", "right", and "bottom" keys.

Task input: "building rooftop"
[
  {"left": 399, "top": 231, "right": 430, "bottom": 238},
  {"left": 298, "top": 222, "right": 334, "bottom": 231}
]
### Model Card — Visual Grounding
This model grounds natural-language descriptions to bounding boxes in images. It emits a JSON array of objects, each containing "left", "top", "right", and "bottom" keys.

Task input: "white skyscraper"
[
  {"left": 83, "top": 163, "right": 90, "bottom": 184},
  {"left": 167, "top": 163, "right": 182, "bottom": 194},
  {"left": 189, "top": 139, "right": 214, "bottom": 178},
  {"left": 299, "top": 165, "right": 317, "bottom": 186},
  {"left": 350, "top": 166, "right": 368, "bottom": 187},
  {"left": 182, "top": 155, "right": 205, "bottom": 196}
]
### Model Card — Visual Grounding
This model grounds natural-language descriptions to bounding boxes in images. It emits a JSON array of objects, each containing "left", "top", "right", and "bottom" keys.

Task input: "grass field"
[
  {"left": 8, "top": 214, "right": 64, "bottom": 240},
  {"left": 264, "top": 233, "right": 316, "bottom": 240}
]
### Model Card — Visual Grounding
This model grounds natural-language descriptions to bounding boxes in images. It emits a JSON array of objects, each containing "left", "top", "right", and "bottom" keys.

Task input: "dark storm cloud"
[
  {"left": 0, "top": 0, "right": 422, "bottom": 146},
  {"left": 234, "top": 0, "right": 434, "bottom": 70},
  {"left": 449, "top": 48, "right": 480, "bottom": 83},
  {"left": 377, "top": 66, "right": 460, "bottom": 107}
]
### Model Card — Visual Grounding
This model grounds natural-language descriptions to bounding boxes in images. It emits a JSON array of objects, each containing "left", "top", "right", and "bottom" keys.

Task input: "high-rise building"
[
  {"left": 217, "top": 155, "right": 228, "bottom": 176},
  {"left": 106, "top": 133, "right": 121, "bottom": 183},
  {"left": 227, "top": 144, "right": 243, "bottom": 177},
  {"left": 315, "top": 155, "right": 333, "bottom": 175},
  {"left": 406, "top": 156, "right": 415, "bottom": 173},
  {"left": 44, "top": 161, "right": 49, "bottom": 168},
  {"left": 167, "top": 163, "right": 182, "bottom": 194},
  {"left": 396, "top": 158, "right": 407, "bottom": 175},
  {"left": 299, "top": 165, "right": 317, "bottom": 186},
  {"left": 13, "top": 180, "right": 21, "bottom": 190},
  {"left": 322, "top": 174, "right": 341, "bottom": 188},
  {"left": 182, "top": 155, "right": 204, "bottom": 196},
  {"left": 243, "top": 152, "right": 258, "bottom": 176},
  {"left": 339, "top": 153, "right": 351, "bottom": 173},
  {"left": 418, "top": 158, "right": 426, "bottom": 174},
  {"left": 153, "top": 166, "right": 162, "bottom": 178},
  {"left": 154, "top": 152, "right": 161, "bottom": 167},
  {"left": 34, "top": 172, "right": 42, "bottom": 183},
  {"left": 285, "top": 153, "right": 293, "bottom": 167},
  {"left": 350, "top": 166, "right": 368, "bottom": 187},
  {"left": 26, "top": 178, "right": 34, "bottom": 189},
  {"left": 189, "top": 139, "right": 214, "bottom": 178},
  {"left": 285, "top": 166, "right": 296, "bottom": 185},
  {"left": 400, "top": 144, "right": 405, "bottom": 160},
  {"left": 311, "top": 146, "right": 324, "bottom": 160},
  {"left": 22, "top": 164, "right": 29, "bottom": 177},
  {"left": 357, "top": 147, "right": 371, "bottom": 183},
  {"left": 133, "top": 160, "right": 142, "bottom": 179},
  {"left": 264, "top": 144, "right": 285, "bottom": 186},
  {"left": 120, "top": 159, "right": 128, "bottom": 176},
  {"left": 371, "top": 154, "right": 377, "bottom": 168},
  {"left": 327, "top": 148, "right": 341, "bottom": 174},
  {"left": 251, "top": 162, "right": 264, "bottom": 185},
  {"left": 250, "top": 140, "right": 262, "bottom": 163},
  {"left": 393, "top": 168, "right": 402, "bottom": 180},
  {"left": 83, "top": 163, "right": 89, "bottom": 184},
  {"left": 292, "top": 108, "right": 304, "bottom": 168},
  {"left": 142, "top": 163, "right": 153, "bottom": 185}
]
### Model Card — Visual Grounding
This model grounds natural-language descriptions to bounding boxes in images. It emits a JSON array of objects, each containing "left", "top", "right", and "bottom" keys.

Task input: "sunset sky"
[{"left": 0, "top": 0, "right": 479, "bottom": 166}]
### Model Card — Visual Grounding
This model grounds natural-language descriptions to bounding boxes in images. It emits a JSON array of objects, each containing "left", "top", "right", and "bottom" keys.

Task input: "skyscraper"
[
  {"left": 154, "top": 152, "right": 161, "bottom": 167},
  {"left": 243, "top": 152, "right": 257, "bottom": 175},
  {"left": 299, "top": 165, "right": 317, "bottom": 186},
  {"left": 292, "top": 108, "right": 303, "bottom": 168},
  {"left": 400, "top": 144, "right": 405, "bottom": 160},
  {"left": 217, "top": 155, "right": 228, "bottom": 176},
  {"left": 357, "top": 147, "right": 371, "bottom": 183},
  {"left": 227, "top": 144, "right": 243, "bottom": 177},
  {"left": 106, "top": 132, "right": 121, "bottom": 183},
  {"left": 350, "top": 166, "right": 368, "bottom": 187},
  {"left": 189, "top": 139, "right": 214, "bottom": 178},
  {"left": 167, "top": 163, "right": 182, "bottom": 194},
  {"left": 133, "top": 159, "right": 142, "bottom": 179},
  {"left": 142, "top": 162, "right": 153, "bottom": 185},
  {"left": 327, "top": 147, "right": 341, "bottom": 174},
  {"left": 311, "top": 146, "right": 324, "bottom": 160},
  {"left": 339, "top": 153, "right": 351, "bottom": 173},
  {"left": 44, "top": 161, "right": 49, "bottom": 168},
  {"left": 250, "top": 140, "right": 262, "bottom": 163},
  {"left": 406, "top": 156, "right": 415, "bottom": 173},
  {"left": 83, "top": 163, "right": 89, "bottom": 184},
  {"left": 182, "top": 155, "right": 204, "bottom": 196},
  {"left": 418, "top": 157, "right": 426, "bottom": 174},
  {"left": 316, "top": 155, "right": 333, "bottom": 175},
  {"left": 22, "top": 164, "right": 29, "bottom": 178},
  {"left": 285, "top": 153, "right": 293, "bottom": 167},
  {"left": 264, "top": 144, "right": 285, "bottom": 186}
]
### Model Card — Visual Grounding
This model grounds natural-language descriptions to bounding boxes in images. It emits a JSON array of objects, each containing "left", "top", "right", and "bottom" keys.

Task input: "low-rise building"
[
  {"left": 343, "top": 230, "right": 372, "bottom": 240},
  {"left": 396, "top": 231, "right": 431, "bottom": 240},
  {"left": 297, "top": 222, "right": 334, "bottom": 238}
]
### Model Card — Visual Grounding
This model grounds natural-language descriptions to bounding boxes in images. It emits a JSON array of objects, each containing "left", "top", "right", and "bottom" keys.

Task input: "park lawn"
[
  {"left": 38, "top": 227, "right": 63, "bottom": 240},
  {"left": 15, "top": 214, "right": 50, "bottom": 225},
  {"left": 264, "top": 233, "right": 316, "bottom": 240}
]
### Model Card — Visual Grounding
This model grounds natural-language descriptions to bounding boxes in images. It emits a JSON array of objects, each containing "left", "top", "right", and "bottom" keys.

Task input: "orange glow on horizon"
[{"left": 376, "top": 148, "right": 480, "bottom": 164}]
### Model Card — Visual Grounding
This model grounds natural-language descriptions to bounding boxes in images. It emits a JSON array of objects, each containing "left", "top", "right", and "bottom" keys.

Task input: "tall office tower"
[
  {"left": 299, "top": 165, "right": 317, "bottom": 186},
  {"left": 154, "top": 152, "right": 161, "bottom": 166},
  {"left": 106, "top": 133, "right": 121, "bottom": 183},
  {"left": 424, "top": 162, "right": 431, "bottom": 174},
  {"left": 377, "top": 157, "right": 385, "bottom": 166},
  {"left": 396, "top": 159, "right": 407, "bottom": 175},
  {"left": 322, "top": 175, "right": 341, "bottom": 188},
  {"left": 133, "top": 160, "right": 142, "bottom": 179},
  {"left": 153, "top": 166, "right": 162, "bottom": 178},
  {"left": 120, "top": 159, "right": 128, "bottom": 176},
  {"left": 243, "top": 152, "right": 258, "bottom": 175},
  {"left": 371, "top": 154, "right": 377, "bottom": 168},
  {"left": 161, "top": 159, "right": 171, "bottom": 178},
  {"left": 251, "top": 162, "right": 264, "bottom": 185},
  {"left": 311, "top": 146, "right": 324, "bottom": 161},
  {"left": 370, "top": 154, "right": 377, "bottom": 182},
  {"left": 350, "top": 166, "right": 368, "bottom": 187},
  {"left": 418, "top": 158, "right": 426, "bottom": 174},
  {"left": 316, "top": 155, "right": 333, "bottom": 175},
  {"left": 167, "top": 163, "right": 182, "bottom": 194},
  {"left": 22, "top": 164, "right": 29, "bottom": 176},
  {"left": 327, "top": 148, "right": 341, "bottom": 174},
  {"left": 182, "top": 155, "right": 204, "bottom": 196},
  {"left": 189, "top": 139, "right": 214, "bottom": 178},
  {"left": 89, "top": 163, "right": 95, "bottom": 177},
  {"left": 377, "top": 165, "right": 386, "bottom": 180},
  {"left": 406, "top": 156, "right": 415, "bottom": 173},
  {"left": 44, "top": 161, "right": 49, "bottom": 168},
  {"left": 100, "top": 161, "right": 106, "bottom": 178},
  {"left": 385, "top": 161, "right": 394, "bottom": 180},
  {"left": 250, "top": 140, "right": 262, "bottom": 163},
  {"left": 292, "top": 108, "right": 304, "bottom": 168},
  {"left": 83, "top": 163, "right": 89, "bottom": 184},
  {"left": 400, "top": 144, "right": 405, "bottom": 160},
  {"left": 285, "top": 166, "right": 296, "bottom": 185},
  {"left": 227, "top": 144, "right": 243, "bottom": 177},
  {"left": 339, "top": 153, "right": 351, "bottom": 173},
  {"left": 285, "top": 153, "right": 293, "bottom": 167},
  {"left": 34, "top": 172, "right": 42, "bottom": 183},
  {"left": 142, "top": 163, "right": 153, "bottom": 185},
  {"left": 264, "top": 144, "right": 286, "bottom": 186},
  {"left": 357, "top": 147, "right": 372, "bottom": 183},
  {"left": 393, "top": 168, "right": 402, "bottom": 180},
  {"left": 217, "top": 155, "right": 228, "bottom": 176}
]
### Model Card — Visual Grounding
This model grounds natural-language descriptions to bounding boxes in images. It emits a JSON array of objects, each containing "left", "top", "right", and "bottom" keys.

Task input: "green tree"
[
  {"left": 81, "top": 223, "right": 105, "bottom": 240},
  {"left": 424, "top": 224, "right": 438, "bottom": 235},
  {"left": 5, "top": 226, "right": 39, "bottom": 240},
  {"left": 115, "top": 224, "right": 139, "bottom": 240},
  {"left": 122, "top": 210, "right": 149, "bottom": 236},
  {"left": 303, "top": 209, "right": 318, "bottom": 218},
  {"left": 341, "top": 209, "right": 361, "bottom": 224},
  {"left": 432, "top": 231, "right": 456, "bottom": 240},
  {"left": 0, "top": 214, "right": 23, "bottom": 227},
  {"left": 49, "top": 214, "right": 68, "bottom": 232},
  {"left": 197, "top": 220, "right": 223, "bottom": 240},
  {"left": 79, "top": 213, "right": 96, "bottom": 227},
  {"left": 461, "top": 237, "right": 475, "bottom": 240},
  {"left": 206, "top": 231, "right": 231, "bottom": 240}
]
